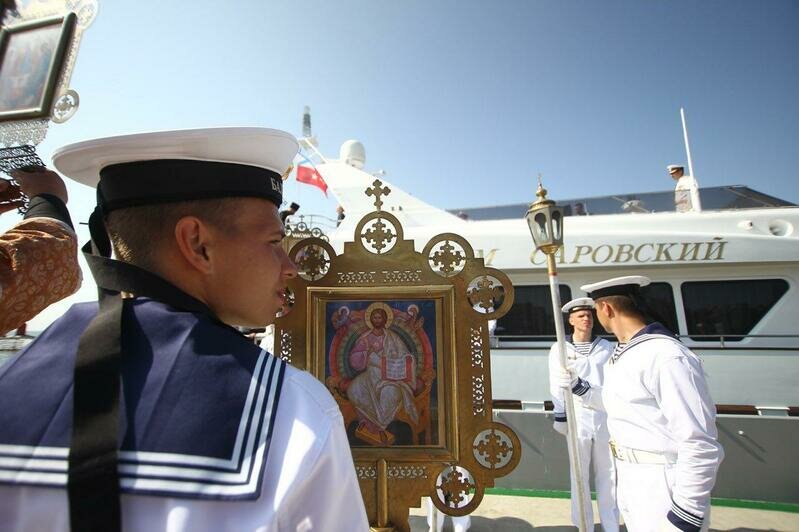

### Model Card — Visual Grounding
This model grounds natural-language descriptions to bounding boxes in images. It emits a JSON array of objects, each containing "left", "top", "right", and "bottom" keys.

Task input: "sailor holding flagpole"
[{"left": 549, "top": 297, "right": 619, "bottom": 532}]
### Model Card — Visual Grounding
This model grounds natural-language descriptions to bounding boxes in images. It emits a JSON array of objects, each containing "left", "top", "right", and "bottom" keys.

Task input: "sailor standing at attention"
[
  {"left": 548, "top": 297, "right": 619, "bottom": 532},
  {"left": 0, "top": 128, "right": 369, "bottom": 531},
  {"left": 556, "top": 276, "right": 723, "bottom": 532}
]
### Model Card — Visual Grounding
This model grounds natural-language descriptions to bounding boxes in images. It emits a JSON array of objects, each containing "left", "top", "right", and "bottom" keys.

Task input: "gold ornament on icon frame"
[{"left": 275, "top": 179, "right": 521, "bottom": 531}]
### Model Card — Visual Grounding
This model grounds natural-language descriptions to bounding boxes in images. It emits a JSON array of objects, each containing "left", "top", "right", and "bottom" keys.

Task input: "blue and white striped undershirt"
[
  {"left": 572, "top": 341, "right": 592, "bottom": 356},
  {"left": 611, "top": 343, "right": 626, "bottom": 363}
]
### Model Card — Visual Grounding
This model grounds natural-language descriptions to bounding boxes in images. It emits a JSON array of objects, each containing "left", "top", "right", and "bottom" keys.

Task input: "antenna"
[
  {"left": 680, "top": 108, "right": 694, "bottom": 178},
  {"left": 680, "top": 107, "right": 702, "bottom": 211},
  {"left": 302, "top": 106, "right": 312, "bottom": 138}
]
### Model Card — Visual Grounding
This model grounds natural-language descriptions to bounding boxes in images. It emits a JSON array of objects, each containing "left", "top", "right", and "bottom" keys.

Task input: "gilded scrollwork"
[
  {"left": 387, "top": 465, "right": 428, "bottom": 479},
  {"left": 471, "top": 374, "right": 486, "bottom": 416},
  {"left": 382, "top": 270, "right": 422, "bottom": 283},
  {"left": 357, "top": 465, "right": 377, "bottom": 479},
  {"left": 469, "top": 326, "right": 484, "bottom": 368},
  {"left": 278, "top": 330, "right": 293, "bottom": 364},
  {"left": 337, "top": 271, "right": 377, "bottom": 284}
]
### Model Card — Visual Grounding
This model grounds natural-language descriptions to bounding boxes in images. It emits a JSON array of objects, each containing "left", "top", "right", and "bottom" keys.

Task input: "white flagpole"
[
  {"left": 680, "top": 107, "right": 702, "bottom": 211},
  {"left": 680, "top": 107, "right": 694, "bottom": 178},
  {"left": 548, "top": 256, "right": 590, "bottom": 532}
]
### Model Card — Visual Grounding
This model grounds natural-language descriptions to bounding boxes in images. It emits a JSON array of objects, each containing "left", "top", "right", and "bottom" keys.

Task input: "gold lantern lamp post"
[{"left": 525, "top": 177, "right": 590, "bottom": 532}]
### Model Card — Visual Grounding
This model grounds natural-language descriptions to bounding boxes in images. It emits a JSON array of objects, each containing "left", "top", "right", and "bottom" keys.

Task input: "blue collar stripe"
[
  {"left": 0, "top": 350, "right": 285, "bottom": 499},
  {"left": 611, "top": 333, "right": 682, "bottom": 363}
]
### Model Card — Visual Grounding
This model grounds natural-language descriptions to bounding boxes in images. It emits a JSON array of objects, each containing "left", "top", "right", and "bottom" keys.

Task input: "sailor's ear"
[
  {"left": 596, "top": 300, "right": 613, "bottom": 319},
  {"left": 174, "top": 216, "right": 213, "bottom": 274}
]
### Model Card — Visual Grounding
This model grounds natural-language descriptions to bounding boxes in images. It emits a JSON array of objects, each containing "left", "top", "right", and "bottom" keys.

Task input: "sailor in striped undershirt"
[
  {"left": 548, "top": 297, "right": 619, "bottom": 532},
  {"left": 556, "top": 276, "right": 723, "bottom": 532}
]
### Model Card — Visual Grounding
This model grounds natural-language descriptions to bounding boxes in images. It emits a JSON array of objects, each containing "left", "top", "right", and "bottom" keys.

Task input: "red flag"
[{"left": 296, "top": 165, "right": 328, "bottom": 196}]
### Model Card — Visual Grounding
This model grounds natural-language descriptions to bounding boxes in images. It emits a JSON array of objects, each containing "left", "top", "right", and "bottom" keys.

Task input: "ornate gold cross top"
[
  {"left": 366, "top": 179, "right": 391, "bottom": 211},
  {"left": 362, "top": 218, "right": 396, "bottom": 253},
  {"left": 430, "top": 241, "right": 465, "bottom": 275},
  {"left": 438, "top": 468, "right": 475, "bottom": 508},
  {"left": 295, "top": 245, "right": 330, "bottom": 281},
  {"left": 467, "top": 276, "right": 503, "bottom": 312},
  {"left": 474, "top": 430, "right": 512, "bottom": 469}
]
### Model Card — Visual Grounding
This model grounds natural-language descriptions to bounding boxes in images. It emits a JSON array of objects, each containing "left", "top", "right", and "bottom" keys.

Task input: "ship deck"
[{"left": 408, "top": 492, "right": 799, "bottom": 531}]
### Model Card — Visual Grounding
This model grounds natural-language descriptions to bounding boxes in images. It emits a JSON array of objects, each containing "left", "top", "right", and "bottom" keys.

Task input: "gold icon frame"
[{"left": 276, "top": 180, "right": 521, "bottom": 531}]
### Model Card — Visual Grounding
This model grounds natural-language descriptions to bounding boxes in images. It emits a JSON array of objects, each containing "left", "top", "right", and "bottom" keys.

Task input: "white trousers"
[
  {"left": 615, "top": 461, "right": 710, "bottom": 532},
  {"left": 426, "top": 497, "right": 471, "bottom": 532},
  {"left": 566, "top": 428, "right": 619, "bottom": 532}
]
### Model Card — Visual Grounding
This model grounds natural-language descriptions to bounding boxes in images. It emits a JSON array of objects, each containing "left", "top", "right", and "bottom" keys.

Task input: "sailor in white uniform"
[
  {"left": 668, "top": 164, "right": 702, "bottom": 213},
  {"left": 0, "top": 128, "right": 369, "bottom": 531},
  {"left": 557, "top": 276, "right": 723, "bottom": 532},
  {"left": 548, "top": 297, "right": 619, "bottom": 531}
]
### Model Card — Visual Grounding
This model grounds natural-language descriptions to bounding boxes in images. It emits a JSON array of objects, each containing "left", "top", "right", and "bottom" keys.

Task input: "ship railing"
[
  {"left": 491, "top": 333, "right": 799, "bottom": 350},
  {"left": 676, "top": 333, "right": 799, "bottom": 349},
  {"left": 284, "top": 214, "right": 338, "bottom": 233}
]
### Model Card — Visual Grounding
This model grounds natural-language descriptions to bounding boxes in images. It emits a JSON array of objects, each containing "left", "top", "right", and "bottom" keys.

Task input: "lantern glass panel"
[
  {"left": 534, "top": 212, "right": 549, "bottom": 244},
  {"left": 552, "top": 210, "right": 563, "bottom": 244}
]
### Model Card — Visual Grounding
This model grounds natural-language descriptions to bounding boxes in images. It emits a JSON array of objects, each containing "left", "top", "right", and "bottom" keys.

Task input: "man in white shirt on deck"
[
  {"left": 557, "top": 276, "right": 723, "bottom": 532},
  {"left": 668, "top": 164, "right": 702, "bottom": 213},
  {"left": 548, "top": 297, "right": 619, "bottom": 532}
]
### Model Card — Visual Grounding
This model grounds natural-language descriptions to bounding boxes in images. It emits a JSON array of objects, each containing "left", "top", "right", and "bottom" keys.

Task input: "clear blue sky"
[{"left": 3, "top": 0, "right": 798, "bottom": 329}]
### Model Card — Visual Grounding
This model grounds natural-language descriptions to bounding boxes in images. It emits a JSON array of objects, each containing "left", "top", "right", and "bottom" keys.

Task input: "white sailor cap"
[
  {"left": 52, "top": 127, "right": 298, "bottom": 212},
  {"left": 580, "top": 275, "right": 650, "bottom": 300},
  {"left": 561, "top": 297, "right": 594, "bottom": 314},
  {"left": 666, "top": 164, "right": 683, "bottom": 173}
]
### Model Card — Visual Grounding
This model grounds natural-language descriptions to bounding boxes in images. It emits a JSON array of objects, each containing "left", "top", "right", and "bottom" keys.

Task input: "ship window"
[
  {"left": 681, "top": 279, "right": 789, "bottom": 341},
  {"left": 495, "top": 285, "right": 572, "bottom": 341},
  {"left": 638, "top": 282, "right": 679, "bottom": 335}
]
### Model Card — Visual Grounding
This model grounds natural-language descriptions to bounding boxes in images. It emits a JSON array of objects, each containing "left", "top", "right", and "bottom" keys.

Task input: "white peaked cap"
[
  {"left": 51, "top": 127, "right": 299, "bottom": 212},
  {"left": 580, "top": 275, "right": 650, "bottom": 299},
  {"left": 561, "top": 297, "right": 594, "bottom": 313},
  {"left": 52, "top": 127, "right": 298, "bottom": 188}
]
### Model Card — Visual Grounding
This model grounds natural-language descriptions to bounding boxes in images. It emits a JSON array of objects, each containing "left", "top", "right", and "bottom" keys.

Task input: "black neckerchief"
[{"left": 68, "top": 207, "right": 235, "bottom": 531}]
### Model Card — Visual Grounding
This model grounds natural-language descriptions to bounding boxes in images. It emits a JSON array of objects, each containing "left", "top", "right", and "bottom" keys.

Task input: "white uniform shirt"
[
  {"left": 0, "top": 366, "right": 369, "bottom": 532},
  {"left": 580, "top": 331, "right": 723, "bottom": 519},
  {"left": 674, "top": 175, "right": 702, "bottom": 212},
  {"left": 548, "top": 337, "right": 614, "bottom": 437}
]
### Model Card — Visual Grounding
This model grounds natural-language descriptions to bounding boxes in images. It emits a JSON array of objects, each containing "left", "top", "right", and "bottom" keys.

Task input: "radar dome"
[{"left": 340, "top": 140, "right": 365, "bottom": 169}]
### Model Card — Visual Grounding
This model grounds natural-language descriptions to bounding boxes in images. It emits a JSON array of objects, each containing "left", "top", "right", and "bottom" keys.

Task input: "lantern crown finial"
[{"left": 533, "top": 173, "right": 550, "bottom": 206}]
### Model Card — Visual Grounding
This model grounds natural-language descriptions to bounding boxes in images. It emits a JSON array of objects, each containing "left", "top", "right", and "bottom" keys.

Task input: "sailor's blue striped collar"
[
  {"left": 0, "top": 300, "right": 287, "bottom": 501},
  {"left": 0, "top": 352, "right": 285, "bottom": 500},
  {"left": 611, "top": 322, "right": 680, "bottom": 364}
]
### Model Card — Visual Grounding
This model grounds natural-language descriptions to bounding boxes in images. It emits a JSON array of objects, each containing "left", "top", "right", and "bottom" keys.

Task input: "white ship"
[{"left": 298, "top": 136, "right": 799, "bottom": 506}]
